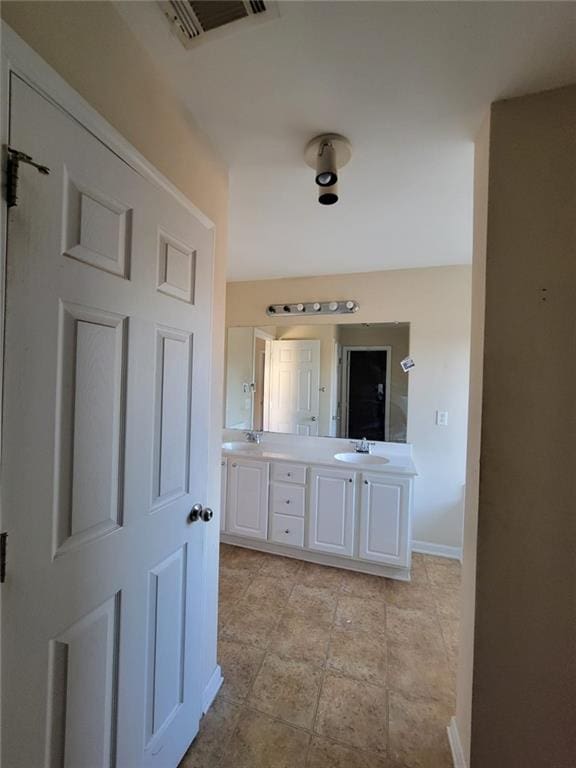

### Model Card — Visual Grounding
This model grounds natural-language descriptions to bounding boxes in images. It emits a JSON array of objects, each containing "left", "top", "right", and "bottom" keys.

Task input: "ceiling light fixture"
[{"left": 304, "top": 133, "right": 352, "bottom": 206}]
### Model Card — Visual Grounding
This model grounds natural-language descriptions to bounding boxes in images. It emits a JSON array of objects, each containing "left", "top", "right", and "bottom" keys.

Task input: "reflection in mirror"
[{"left": 224, "top": 322, "right": 410, "bottom": 443}]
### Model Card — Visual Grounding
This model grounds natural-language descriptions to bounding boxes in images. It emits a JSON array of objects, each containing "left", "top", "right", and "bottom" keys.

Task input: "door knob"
[
  {"left": 189, "top": 503, "right": 203, "bottom": 523},
  {"left": 200, "top": 507, "right": 213, "bottom": 522},
  {"left": 189, "top": 504, "right": 213, "bottom": 524}
]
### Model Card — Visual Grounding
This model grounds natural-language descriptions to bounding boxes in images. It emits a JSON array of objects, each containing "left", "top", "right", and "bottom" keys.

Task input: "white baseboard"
[
  {"left": 202, "top": 664, "right": 223, "bottom": 714},
  {"left": 412, "top": 540, "right": 462, "bottom": 561},
  {"left": 447, "top": 716, "right": 467, "bottom": 768}
]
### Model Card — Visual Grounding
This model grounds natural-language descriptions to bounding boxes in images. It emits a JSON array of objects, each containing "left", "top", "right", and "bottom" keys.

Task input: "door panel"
[
  {"left": 359, "top": 474, "right": 411, "bottom": 566},
  {"left": 226, "top": 460, "right": 269, "bottom": 539},
  {"left": 2, "top": 74, "right": 214, "bottom": 768},
  {"left": 308, "top": 468, "right": 355, "bottom": 556},
  {"left": 268, "top": 340, "right": 320, "bottom": 435},
  {"left": 46, "top": 593, "right": 120, "bottom": 768}
]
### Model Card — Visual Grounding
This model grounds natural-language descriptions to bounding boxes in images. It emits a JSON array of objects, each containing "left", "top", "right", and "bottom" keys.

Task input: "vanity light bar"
[{"left": 266, "top": 300, "right": 359, "bottom": 316}]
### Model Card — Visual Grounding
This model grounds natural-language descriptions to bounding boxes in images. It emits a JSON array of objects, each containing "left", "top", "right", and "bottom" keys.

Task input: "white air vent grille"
[{"left": 160, "top": 0, "right": 278, "bottom": 48}]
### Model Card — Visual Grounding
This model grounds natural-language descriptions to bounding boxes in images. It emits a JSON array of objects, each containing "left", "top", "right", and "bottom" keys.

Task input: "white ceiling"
[{"left": 118, "top": 1, "right": 576, "bottom": 281}]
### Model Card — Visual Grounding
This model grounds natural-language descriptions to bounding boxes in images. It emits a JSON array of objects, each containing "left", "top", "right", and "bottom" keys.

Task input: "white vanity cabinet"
[
  {"left": 359, "top": 473, "right": 412, "bottom": 567},
  {"left": 308, "top": 467, "right": 356, "bottom": 557},
  {"left": 221, "top": 448, "right": 416, "bottom": 580},
  {"left": 226, "top": 458, "right": 269, "bottom": 540}
]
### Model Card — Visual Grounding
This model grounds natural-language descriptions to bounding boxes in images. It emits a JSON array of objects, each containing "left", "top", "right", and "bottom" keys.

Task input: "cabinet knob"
[
  {"left": 348, "top": 478, "right": 353, "bottom": 483},
  {"left": 287, "top": 472, "right": 292, "bottom": 477},
  {"left": 232, "top": 463, "right": 237, "bottom": 468},
  {"left": 284, "top": 529, "right": 290, "bottom": 534},
  {"left": 285, "top": 499, "right": 291, "bottom": 504},
  {"left": 364, "top": 480, "right": 369, "bottom": 485}
]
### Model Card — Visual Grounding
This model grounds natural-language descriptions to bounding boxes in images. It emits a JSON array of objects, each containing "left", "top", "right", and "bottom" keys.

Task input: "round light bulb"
[
  {"left": 296, "top": 303, "right": 304, "bottom": 312},
  {"left": 329, "top": 301, "right": 338, "bottom": 311},
  {"left": 346, "top": 301, "right": 354, "bottom": 310},
  {"left": 313, "top": 303, "right": 321, "bottom": 311}
]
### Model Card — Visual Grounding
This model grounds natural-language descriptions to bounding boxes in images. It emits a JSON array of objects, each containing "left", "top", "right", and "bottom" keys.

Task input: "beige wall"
[
  {"left": 454, "top": 113, "right": 490, "bottom": 763},
  {"left": 339, "top": 324, "right": 409, "bottom": 442},
  {"left": 227, "top": 266, "right": 472, "bottom": 549},
  {"left": 2, "top": 1, "right": 228, "bottom": 696},
  {"left": 468, "top": 85, "right": 576, "bottom": 767}
]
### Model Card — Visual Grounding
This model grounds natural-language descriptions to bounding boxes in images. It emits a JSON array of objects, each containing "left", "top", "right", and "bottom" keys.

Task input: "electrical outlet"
[{"left": 436, "top": 410, "right": 448, "bottom": 426}]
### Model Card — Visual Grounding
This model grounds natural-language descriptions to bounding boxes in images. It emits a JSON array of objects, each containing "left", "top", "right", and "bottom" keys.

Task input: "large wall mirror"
[{"left": 225, "top": 322, "right": 410, "bottom": 443}]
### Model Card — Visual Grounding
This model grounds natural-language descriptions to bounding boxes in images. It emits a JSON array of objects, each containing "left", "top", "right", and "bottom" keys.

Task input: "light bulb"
[
  {"left": 329, "top": 301, "right": 338, "bottom": 311},
  {"left": 313, "top": 303, "right": 321, "bottom": 311}
]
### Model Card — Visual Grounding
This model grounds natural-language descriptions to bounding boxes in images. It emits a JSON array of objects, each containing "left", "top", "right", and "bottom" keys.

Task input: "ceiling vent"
[{"left": 159, "top": 1, "right": 279, "bottom": 48}]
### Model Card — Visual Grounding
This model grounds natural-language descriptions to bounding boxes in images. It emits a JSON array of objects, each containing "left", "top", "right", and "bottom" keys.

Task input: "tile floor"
[{"left": 180, "top": 545, "right": 461, "bottom": 768}]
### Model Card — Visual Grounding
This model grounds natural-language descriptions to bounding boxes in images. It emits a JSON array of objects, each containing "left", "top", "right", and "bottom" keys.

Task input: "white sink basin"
[
  {"left": 334, "top": 452, "right": 390, "bottom": 466},
  {"left": 222, "top": 441, "right": 263, "bottom": 453}
]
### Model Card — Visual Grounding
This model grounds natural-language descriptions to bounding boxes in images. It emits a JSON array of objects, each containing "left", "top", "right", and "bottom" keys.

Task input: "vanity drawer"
[
  {"left": 270, "top": 513, "right": 305, "bottom": 548},
  {"left": 271, "top": 462, "right": 307, "bottom": 485},
  {"left": 270, "top": 482, "right": 305, "bottom": 518}
]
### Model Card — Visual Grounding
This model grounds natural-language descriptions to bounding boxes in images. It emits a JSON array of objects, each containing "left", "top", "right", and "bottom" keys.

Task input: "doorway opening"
[{"left": 341, "top": 346, "right": 391, "bottom": 441}]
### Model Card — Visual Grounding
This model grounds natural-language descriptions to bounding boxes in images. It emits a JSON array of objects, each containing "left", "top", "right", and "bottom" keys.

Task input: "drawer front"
[
  {"left": 270, "top": 462, "right": 307, "bottom": 485},
  {"left": 270, "top": 482, "right": 305, "bottom": 518},
  {"left": 270, "top": 513, "right": 305, "bottom": 548}
]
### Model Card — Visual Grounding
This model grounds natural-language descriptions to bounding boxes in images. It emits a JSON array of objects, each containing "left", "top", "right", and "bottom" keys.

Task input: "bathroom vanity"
[{"left": 220, "top": 432, "right": 417, "bottom": 581}]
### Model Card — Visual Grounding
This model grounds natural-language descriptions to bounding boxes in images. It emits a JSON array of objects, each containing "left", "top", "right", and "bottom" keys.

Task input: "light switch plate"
[{"left": 436, "top": 410, "right": 448, "bottom": 426}]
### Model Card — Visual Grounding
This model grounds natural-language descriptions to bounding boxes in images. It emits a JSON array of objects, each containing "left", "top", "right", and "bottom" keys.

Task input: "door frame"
[
  {"left": 252, "top": 327, "right": 274, "bottom": 432},
  {"left": 340, "top": 345, "right": 392, "bottom": 442},
  {"left": 0, "top": 21, "right": 221, "bottom": 748}
]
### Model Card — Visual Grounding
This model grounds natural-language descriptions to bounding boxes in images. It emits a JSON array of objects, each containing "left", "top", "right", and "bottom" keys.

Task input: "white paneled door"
[
  {"left": 1, "top": 75, "right": 214, "bottom": 768},
  {"left": 268, "top": 340, "right": 321, "bottom": 435}
]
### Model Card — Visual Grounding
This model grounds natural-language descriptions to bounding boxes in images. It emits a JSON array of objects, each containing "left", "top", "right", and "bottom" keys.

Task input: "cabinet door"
[
  {"left": 308, "top": 467, "right": 355, "bottom": 556},
  {"left": 226, "top": 459, "right": 269, "bottom": 539},
  {"left": 359, "top": 474, "right": 411, "bottom": 566},
  {"left": 220, "top": 459, "right": 227, "bottom": 532}
]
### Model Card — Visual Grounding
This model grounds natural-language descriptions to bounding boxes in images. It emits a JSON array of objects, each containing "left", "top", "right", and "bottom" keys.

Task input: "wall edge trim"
[
  {"left": 412, "top": 540, "right": 462, "bottom": 561},
  {"left": 447, "top": 716, "right": 468, "bottom": 768}
]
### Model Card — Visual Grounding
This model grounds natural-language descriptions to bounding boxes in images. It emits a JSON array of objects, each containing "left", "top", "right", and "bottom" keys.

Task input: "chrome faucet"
[
  {"left": 245, "top": 431, "right": 262, "bottom": 444},
  {"left": 351, "top": 437, "right": 375, "bottom": 454}
]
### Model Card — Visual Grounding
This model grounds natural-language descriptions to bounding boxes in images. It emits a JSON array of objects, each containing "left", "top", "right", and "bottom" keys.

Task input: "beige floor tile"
[
  {"left": 315, "top": 674, "right": 388, "bottom": 753},
  {"left": 439, "top": 619, "right": 460, "bottom": 659},
  {"left": 407, "top": 555, "right": 429, "bottom": 584},
  {"left": 335, "top": 595, "right": 387, "bottom": 638},
  {"left": 219, "top": 566, "right": 253, "bottom": 603},
  {"left": 219, "top": 708, "right": 310, "bottom": 768},
  {"left": 179, "top": 693, "right": 241, "bottom": 768},
  {"left": 242, "top": 574, "right": 295, "bottom": 609},
  {"left": 388, "top": 691, "right": 453, "bottom": 768},
  {"left": 283, "top": 583, "right": 338, "bottom": 625},
  {"left": 385, "top": 580, "right": 434, "bottom": 611},
  {"left": 340, "top": 570, "right": 387, "bottom": 599},
  {"left": 327, "top": 628, "right": 387, "bottom": 687},
  {"left": 432, "top": 586, "right": 461, "bottom": 621},
  {"left": 307, "top": 736, "right": 395, "bottom": 768},
  {"left": 386, "top": 606, "right": 445, "bottom": 652},
  {"left": 259, "top": 554, "right": 303, "bottom": 580},
  {"left": 218, "top": 640, "right": 265, "bottom": 701},
  {"left": 423, "top": 557, "right": 461, "bottom": 589},
  {"left": 220, "top": 544, "right": 268, "bottom": 573},
  {"left": 268, "top": 614, "right": 332, "bottom": 665},
  {"left": 221, "top": 599, "right": 284, "bottom": 649},
  {"left": 387, "top": 643, "right": 455, "bottom": 704},
  {"left": 297, "top": 561, "right": 345, "bottom": 590},
  {"left": 248, "top": 653, "right": 323, "bottom": 729}
]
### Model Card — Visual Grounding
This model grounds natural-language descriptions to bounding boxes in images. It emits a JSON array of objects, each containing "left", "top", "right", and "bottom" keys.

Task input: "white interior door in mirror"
[
  {"left": 268, "top": 340, "right": 321, "bottom": 435},
  {"left": 2, "top": 73, "right": 214, "bottom": 768}
]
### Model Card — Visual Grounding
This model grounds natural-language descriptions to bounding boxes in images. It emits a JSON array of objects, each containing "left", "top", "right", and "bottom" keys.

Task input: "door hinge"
[
  {"left": 6, "top": 147, "right": 50, "bottom": 208},
  {"left": 0, "top": 532, "right": 7, "bottom": 583}
]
